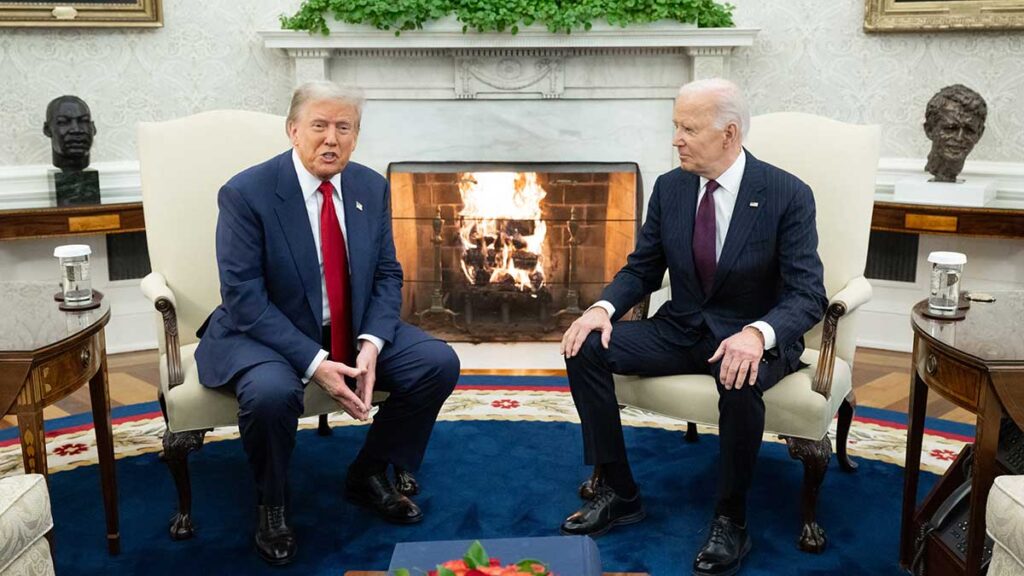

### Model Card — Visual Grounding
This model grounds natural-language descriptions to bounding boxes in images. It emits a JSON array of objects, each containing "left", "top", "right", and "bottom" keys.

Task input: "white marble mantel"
[{"left": 259, "top": 21, "right": 759, "bottom": 99}]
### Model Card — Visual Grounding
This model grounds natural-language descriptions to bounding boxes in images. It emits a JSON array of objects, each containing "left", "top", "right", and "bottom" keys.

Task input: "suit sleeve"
[
  {"left": 599, "top": 175, "right": 669, "bottom": 322},
  {"left": 759, "top": 182, "right": 828, "bottom": 347},
  {"left": 358, "top": 181, "right": 402, "bottom": 345},
  {"left": 216, "top": 184, "right": 322, "bottom": 374}
]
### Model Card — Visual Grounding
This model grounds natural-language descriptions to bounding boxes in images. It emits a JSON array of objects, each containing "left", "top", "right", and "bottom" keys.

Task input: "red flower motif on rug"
[
  {"left": 929, "top": 448, "right": 957, "bottom": 461},
  {"left": 491, "top": 399, "right": 520, "bottom": 410},
  {"left": 54, "top": 443, "right": 88, "bottom": 456}
]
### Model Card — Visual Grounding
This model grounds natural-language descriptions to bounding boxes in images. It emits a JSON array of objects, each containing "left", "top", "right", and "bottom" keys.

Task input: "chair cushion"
[
  {"left": 614, "top": 349, "right": 852, "bottom": 440},
  {"left": 987, "top": 475, "right": 1024, "bottom": 570},
  {"left": 0, "top": 474, "right": 53, "bottom": 575},
  {"left": 161, "top": 343, "right": 360, "bottom": 433}
]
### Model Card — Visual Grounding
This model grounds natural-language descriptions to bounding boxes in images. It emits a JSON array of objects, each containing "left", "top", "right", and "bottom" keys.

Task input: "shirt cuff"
[
  {"left": 589, "top": 300, "right": 616, "bottom": 318},
  {"left": 746, "top": 321, "right": 777, "bottom": 350},
  {"left": 357, "top": 334, "right": 384, "bottom": 355},
  {"left": 303, "top": 349, "right": 330, "bottom": 384}
]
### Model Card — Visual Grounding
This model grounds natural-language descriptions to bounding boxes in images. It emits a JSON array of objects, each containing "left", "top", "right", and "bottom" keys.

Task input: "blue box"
[{"left": 387, "top": 535, "right": 602, "bottom": 575}]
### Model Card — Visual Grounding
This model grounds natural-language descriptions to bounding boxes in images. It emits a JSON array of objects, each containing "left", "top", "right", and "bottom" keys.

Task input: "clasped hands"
[
  {"left": 560, "top": 306, "right": 765, "bottom": 389},
  {"left": 312, "top": 343, "right": 378, "bottom": 421}
]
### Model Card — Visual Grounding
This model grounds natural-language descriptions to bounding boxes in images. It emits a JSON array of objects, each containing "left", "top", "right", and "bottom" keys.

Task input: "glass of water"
[
  {"left": 927, "top": 251, "right": 966, "bottom": 315},
  {"left": 54, "top": 244, "right": 93, "bottom": 307}
]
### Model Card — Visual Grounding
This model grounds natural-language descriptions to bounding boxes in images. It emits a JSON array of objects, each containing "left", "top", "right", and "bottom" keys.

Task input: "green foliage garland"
[{"left": 281, "top": 0, "right": 735, "bottom": 36}]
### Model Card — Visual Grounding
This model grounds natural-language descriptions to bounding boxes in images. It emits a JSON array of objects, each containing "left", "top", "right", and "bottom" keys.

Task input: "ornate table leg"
[{"left": 88, "top": 331, "right": 120, "bottom": 555}]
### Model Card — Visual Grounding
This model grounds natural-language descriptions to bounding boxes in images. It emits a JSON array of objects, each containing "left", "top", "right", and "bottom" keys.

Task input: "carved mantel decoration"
[{"left": 260, "top": 21, "right": 759, "bottom": 98}]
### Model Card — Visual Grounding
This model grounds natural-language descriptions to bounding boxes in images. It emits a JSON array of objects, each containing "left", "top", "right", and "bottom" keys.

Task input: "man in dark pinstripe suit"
[{"left": 558, "top": 78, "right": 828, "bottom": 576}]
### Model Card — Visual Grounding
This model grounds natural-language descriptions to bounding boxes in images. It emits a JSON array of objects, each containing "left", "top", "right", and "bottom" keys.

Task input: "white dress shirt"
[
  {"left": 293, "top": 150, "right": 384, "bottom": 380},
  {"left": 591, "top": 150, "right": 777, "bottom": 350}
]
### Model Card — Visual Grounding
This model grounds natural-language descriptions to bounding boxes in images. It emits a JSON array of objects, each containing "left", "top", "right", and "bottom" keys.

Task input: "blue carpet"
[{"left": 49, "top": 420, "right": 935, "bottom": 575}]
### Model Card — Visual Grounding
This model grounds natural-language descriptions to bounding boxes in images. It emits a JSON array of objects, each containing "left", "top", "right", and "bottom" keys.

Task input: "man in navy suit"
[
  {"left": 558, "top": 79, "right": 827, "bottom": 575},
  {"left": 194, "top": 81, "right": 460, "bottom": 565}
]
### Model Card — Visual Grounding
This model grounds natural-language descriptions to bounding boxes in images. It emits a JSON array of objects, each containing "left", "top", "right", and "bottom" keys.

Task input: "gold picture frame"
[
  {"left": 0, "top": 0, "right": 162, "bottom": 27},
  {"left": 865, "top": 0, "right": 1024, "bottom": 32}
]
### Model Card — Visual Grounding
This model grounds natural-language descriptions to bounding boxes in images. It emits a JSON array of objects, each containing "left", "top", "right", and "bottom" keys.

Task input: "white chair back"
[
  {"left": 138, "top": 111, "right": 290, "bottom": 349},
  {"left": 744, "top": 112, "right": 880, "bottom": 365}
]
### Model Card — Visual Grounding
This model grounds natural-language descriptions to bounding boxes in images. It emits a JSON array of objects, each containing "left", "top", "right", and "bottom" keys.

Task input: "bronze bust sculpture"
[
  {"left": 923, "top": 84, "right": 987, "bottom": 183},
  {"left": 43, "top": 95, "right": 96, "bottom": 173}
]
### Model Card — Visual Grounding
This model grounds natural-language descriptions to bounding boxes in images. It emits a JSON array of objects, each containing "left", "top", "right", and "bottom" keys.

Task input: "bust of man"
[
  {"left": 43, "top": 96, "right": 97, "bottom": 173},
  {"left": 923, "top": 84, "right": 987, "bottom": 183}
]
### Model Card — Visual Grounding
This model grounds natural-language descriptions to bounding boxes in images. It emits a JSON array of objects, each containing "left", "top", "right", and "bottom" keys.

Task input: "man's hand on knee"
[
  {"left": 560, "top": 306, "right": 612, "bottom": 359},
  {"left": 709, "top": 327, "right": 765, "bottom": 390},
  {"left": 313, "top": 360, "right": 369, "bottom": 420}
]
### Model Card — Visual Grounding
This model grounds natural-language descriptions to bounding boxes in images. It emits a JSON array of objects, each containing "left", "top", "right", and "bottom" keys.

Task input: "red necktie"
[
  {"left": 693, "top": 179, "right": 719, "bottom": 296},
  {"left": 318, "top": 180, "right": 353, "bottom": 364}
]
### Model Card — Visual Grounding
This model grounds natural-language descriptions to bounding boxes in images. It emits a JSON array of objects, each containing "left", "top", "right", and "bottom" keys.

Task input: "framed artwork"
[
  {"left": 0, "top": 0, "right": 161, "bottom": 27},
  {"left": 865, "top": 0, "right": 1024, "bottom": 32}
]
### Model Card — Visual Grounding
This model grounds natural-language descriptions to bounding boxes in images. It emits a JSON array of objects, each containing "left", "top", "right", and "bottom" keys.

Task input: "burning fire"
[{"left": 458, "top": 172, "right": 548, "bottom": 292}]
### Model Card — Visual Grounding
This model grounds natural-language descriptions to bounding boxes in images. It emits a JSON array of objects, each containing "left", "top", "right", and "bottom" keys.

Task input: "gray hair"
[
  {"left": 677, "top": 78, "right": 749, "bottom": 140},
  {"left": 286, "top": 81, "right": 365, "bottom": 130}
]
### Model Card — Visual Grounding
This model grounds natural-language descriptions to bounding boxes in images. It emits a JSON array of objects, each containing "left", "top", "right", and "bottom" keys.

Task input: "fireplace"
[{"left": 390, "top": 162, "right": 640, "bottom": 342}]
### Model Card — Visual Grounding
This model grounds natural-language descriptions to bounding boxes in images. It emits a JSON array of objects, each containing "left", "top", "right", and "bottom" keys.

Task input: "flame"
[{"left": 458, "top": 172, "right": 547, "bottom": 292}]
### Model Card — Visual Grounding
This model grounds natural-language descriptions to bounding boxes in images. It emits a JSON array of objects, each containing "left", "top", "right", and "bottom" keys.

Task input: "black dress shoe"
[
  {"left": 692, "top": 516, "right": 751, "bottom": 576},
  {"left": 345, "top": 470, "right": 423, "bottom": 524},
  {"left": 255, "top": 505, "right": 297, "bottom": 566},
  {"left": 393, "top": 467, "right": 420, "bottom": 497},
  {"left": 559, "top": 485, "right": 645, "bottom": 537}
]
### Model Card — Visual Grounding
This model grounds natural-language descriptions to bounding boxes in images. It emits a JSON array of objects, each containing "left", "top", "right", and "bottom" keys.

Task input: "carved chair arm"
[
  {"left": 811, "top": 276, "right": 873, "bottom": 399},
  {"left": 140, "top": 272, "right": 184, "bottom": 390}
]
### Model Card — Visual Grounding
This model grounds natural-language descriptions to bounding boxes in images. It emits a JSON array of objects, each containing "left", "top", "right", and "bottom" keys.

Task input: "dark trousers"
[
  {"left": 232, "top": 322, "right": 460, "bottom": 505},
  {"left": 565, "top": 318, "right": 789, "bottom": 521}
]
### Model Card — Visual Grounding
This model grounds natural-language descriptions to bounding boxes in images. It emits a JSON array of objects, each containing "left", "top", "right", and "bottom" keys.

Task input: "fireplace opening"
[{"left": 389, "top": 162, "right": 641, "bottom": 343}]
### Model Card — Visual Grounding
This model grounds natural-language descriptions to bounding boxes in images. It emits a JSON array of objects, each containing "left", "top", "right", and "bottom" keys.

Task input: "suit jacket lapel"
[
  {"left": 708, "top": 152, "right": 766, "bottom": 297},
  {"left": 340, "top": 167, "right": 370, "bottom": 295},
  {"left": 273, "top": 153, "right": 324, "bottom": 326}
]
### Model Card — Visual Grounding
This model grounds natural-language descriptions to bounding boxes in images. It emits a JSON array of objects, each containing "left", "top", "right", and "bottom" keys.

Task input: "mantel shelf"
[{"left": 260, "top": 22, "right": 759, "bottom": 51}]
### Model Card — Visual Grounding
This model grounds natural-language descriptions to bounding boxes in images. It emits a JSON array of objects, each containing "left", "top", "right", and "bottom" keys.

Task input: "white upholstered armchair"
[
  {"left": 607, "top": 113, "right": 879, "bottom": 552},
  {"left": 137, "top": 111, "right": 382, "bottom": 540}
]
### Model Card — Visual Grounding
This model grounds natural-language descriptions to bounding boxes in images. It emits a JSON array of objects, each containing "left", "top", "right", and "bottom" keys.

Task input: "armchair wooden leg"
[
  {"left": 317, "top": 413, "right": 332, "bottom": 436},
  {"left": 785, "top": 435, "right": 832, "bottom": 553},
  {"left": 162, "top": 427, "right": 207, "bottom": 541},
  {"left": 836, "top": 391, "right": 858, "bottom": 472},
  {"left": 685, "top": 422, "right": 699, "bottom": 443},
  {"left": 578, "top": 464, "right": 603, "bottom": 500}
]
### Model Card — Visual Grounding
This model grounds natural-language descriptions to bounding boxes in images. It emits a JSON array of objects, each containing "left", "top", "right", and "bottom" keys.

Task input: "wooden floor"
[{"left": 1, "top": 347, "right": 973, "bottom": 430}]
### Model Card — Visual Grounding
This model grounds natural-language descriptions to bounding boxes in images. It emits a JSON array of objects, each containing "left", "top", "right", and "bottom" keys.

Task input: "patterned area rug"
[
  {"left": 0, "top": 374, "right": 967, "bottom": 575},
  {"left": 0, "top": 375, "right": 971, "bottom": 478}
]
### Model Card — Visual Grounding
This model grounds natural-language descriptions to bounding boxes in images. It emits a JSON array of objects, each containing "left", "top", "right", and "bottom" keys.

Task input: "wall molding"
[
  {"left": 5, "top": 157, "right": 1024, "bottom": 211},
  {"left": 0, "top": 161, "right": 141, "bottom": 210}
]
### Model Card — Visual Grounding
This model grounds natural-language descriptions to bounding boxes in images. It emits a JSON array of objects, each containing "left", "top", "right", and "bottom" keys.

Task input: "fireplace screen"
[{"left": 389, "top": 162, "right": 640, "bottom": 342}]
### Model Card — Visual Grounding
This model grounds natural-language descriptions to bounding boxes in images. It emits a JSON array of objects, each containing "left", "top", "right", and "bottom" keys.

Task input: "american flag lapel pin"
[{"left": 355, "top": 201, "right": 364, "bottom": 211}]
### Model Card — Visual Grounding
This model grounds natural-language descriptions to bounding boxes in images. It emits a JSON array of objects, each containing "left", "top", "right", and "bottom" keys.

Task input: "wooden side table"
[
  {"left": 899, "top": 293, "right": 1024, "bottom": 575},
  {"left": 0, "top": 282, "right": 120, "bottom": 555}
]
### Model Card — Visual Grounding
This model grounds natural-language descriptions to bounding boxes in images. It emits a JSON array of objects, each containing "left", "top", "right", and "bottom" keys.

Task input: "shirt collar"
[
  {"left": 699, "top": 148, "right": 746, "bottom": 196},
  {"left": 292, "top": 149, "right": 342, "bottom": 201}
]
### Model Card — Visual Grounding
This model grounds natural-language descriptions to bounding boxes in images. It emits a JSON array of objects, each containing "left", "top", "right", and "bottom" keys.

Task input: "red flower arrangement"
[{"left": 394, "top": 541, "right": 554, "bottom": 576}]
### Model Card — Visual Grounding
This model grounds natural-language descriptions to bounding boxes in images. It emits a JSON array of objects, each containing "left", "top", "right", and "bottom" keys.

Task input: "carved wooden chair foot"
[
  {"left": 685, "top": 422, "right": 700, "bottom": 443},
  {"left": 162, "top": 427, "right": 208, "bottom": 540},
  {"left": 836, "top": 392, "right": 858, "bottom": 472},
  {"left": 317, "top": 414, "right": 332, "bottom": 436},
  {"left": 785, "top": 434, "right": 832, "bottom": 553}
]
